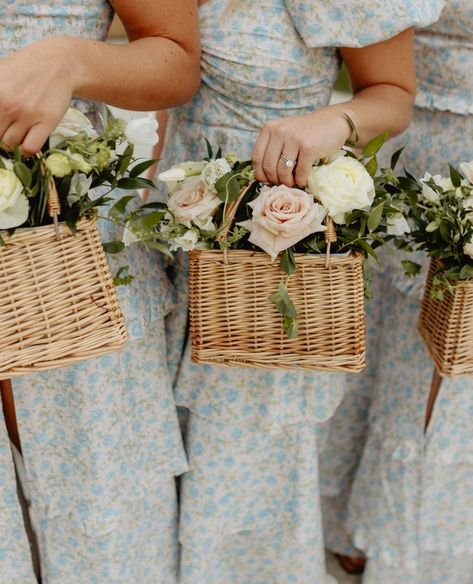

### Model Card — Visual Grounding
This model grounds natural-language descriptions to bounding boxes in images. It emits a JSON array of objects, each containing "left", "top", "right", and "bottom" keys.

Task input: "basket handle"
[
  {"left": 38, "top": 155, "right": 61, "bottom": 239},
  {"left": 324, "top": 215, "right": 336, "bottom": 268},
  {"left": 217, "top": 180, "right": 255, "bottom": 243}
]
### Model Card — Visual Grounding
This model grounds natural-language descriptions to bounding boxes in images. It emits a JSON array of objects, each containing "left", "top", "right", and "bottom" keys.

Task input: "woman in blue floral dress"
[
  {"left": 0, "top": 2, "right": 200, "bottom": 582},
  {"left": 322, "top": 2, "right": 473, "bottom": 582},
  {"left": 156, "top": 1, "right": 443, "bottom": 582}
]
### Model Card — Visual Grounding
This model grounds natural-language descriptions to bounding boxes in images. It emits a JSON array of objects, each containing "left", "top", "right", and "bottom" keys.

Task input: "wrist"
[{"left": 39, "top": 37, "right": 86, "bottom": 96}]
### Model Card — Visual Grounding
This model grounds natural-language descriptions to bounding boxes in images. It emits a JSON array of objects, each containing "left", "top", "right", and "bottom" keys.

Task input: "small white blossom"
[
  {"left": 464, "top": 239, "right": 473, "bottom": 259},
  {"left": 386, "top": 213, "right": 410, "bottom": 236},
  {"left": 122, "top": 223, "right": 139, "bottom": 247},
  {"left": 169, "top": 229, "right": 199, "bottom": 252},
  {"left": 201, "top": 158, "right": 232, "bottom": 191},
  {"left": 194, "top": 216, "right": 216, "bottom": 231}
]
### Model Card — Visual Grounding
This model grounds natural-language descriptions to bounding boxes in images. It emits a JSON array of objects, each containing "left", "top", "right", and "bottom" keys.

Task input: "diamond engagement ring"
[{"left": 280, "top": 154, "right": 296, "bottom": 169}]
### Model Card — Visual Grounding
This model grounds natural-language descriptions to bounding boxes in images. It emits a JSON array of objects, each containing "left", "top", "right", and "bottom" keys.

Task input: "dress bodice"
[
  {"left": 0, "top": 1, "right": 113, "bottom": 56},
  {"left": 180, "top": 0, "right": 340, "bottom": 135},
  {"left": 415, "top": 0, "right": 473, "bottom": 114}
]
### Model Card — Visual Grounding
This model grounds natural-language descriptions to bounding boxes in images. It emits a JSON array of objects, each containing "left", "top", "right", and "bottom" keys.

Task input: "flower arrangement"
[
  {"left": 0, "top": 107, "right": 160, "bottom": 378},
  {"left": 398, "top": 161, "right": 473, "bottom": 298},
  {"left": 139, "top": 134, "right": 407, "bottom": 340},
  {"left": 0, "top": 107, "right": 158, "bottom": 239}
]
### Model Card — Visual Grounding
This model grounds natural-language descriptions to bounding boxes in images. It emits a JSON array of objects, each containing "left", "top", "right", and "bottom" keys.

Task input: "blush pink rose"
[
  {"left": 168, "top": 176, "right": 221, "bottom": 227},
  {"left": 238, "top": 185, "right": 327, "bottom": 260}
]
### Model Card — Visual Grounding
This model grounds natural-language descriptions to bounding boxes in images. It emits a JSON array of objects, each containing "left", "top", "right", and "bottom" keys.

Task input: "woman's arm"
[
  {"left": 252, "top": 29, "right": 416, "bottom": 187},
  {"left": 0, "top": 0, "right": 200, "bottom": 154}
]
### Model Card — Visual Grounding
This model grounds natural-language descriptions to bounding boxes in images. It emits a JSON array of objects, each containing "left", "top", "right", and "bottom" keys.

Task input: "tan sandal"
[{"left": 335, "top": 553, "right": 366, "bottom": 575}]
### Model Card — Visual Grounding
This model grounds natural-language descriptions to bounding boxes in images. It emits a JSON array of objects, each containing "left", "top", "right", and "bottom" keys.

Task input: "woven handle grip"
[{"left": 38, "top": 156, "right": 61, "bottom": 238}]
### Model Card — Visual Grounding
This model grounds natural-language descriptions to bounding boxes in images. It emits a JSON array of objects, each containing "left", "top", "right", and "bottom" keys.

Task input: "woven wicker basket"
[
  {"left": 418, "top": 259, "right": 473, "bottom": 377},
  {"left": 189, "top": 248, "right": 366, "bottom": 371},
  {"left": 0, "top": 212, "right": 128, "bottom": 379}
]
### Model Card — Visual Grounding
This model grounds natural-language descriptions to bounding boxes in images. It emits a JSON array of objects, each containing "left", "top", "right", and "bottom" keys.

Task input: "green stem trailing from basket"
[{"left": 268, "top": 248, "right": 298, "bottom": 339}]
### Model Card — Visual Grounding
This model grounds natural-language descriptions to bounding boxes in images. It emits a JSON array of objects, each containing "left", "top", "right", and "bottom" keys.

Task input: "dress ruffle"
[{"left": 285, "top": 0, "right": 445, "bottom": 48}]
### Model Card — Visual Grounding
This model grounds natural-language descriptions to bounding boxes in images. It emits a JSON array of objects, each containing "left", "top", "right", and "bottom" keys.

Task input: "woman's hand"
[
  {"left": 252, "top": 28, "right": 416, "bottom": 188},
  {"left": 0, "top": 39, "right": 76, "bottom": 154},
  {"left": 0, "top": 0, "right": 200, "bottom": 154},
  {"left": 252, "top": 108, "right": 352, "bottom": 187}
]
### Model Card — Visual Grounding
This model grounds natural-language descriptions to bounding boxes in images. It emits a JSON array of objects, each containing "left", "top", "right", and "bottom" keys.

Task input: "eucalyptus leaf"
[
  {"left": 362, "top": 131, "right": 390, "bottom": 158},
  {"left": 117, "top": 177, "right": 155, "bottom": 190},
  {"left": 459, "top": 264, "right": 473, "bottom": 280},
  {"left": 365, "top": 156, "right": 378, "bottom": 177},
  {"left": 109, "top": 195, "right": 136, "bottom": 218},
  {"left": 367, "top": 201, "right": 385, "bottom": 232},
  {"left": 449, "top": 164, "right": 462, "bottom": 188},
  {"left": 103, "top": 240, "right": 125, "bottom": 254},
  {"left": 129, "top": 159, "right": 158, "bottom": 178},
  {"left": 14, "top": 161, "right": 32, "bottom": 188},
  {"left": 390, "top": 148, "right": 404, "bottom": 170},
  {"left": 401, "top": 260, "right": 422, "bottom": 276},
  {"left": 280, "top": 248, "right": 296, "bottom": 276},
  {"left": 130, "top": 210, "right": 165, "bottom": 231}
]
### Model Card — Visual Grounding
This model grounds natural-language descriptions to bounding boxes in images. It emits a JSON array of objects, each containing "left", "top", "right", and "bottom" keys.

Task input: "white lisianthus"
[
  {"left": 169, "top": 229, "right": 199, "bottom": 252},
  {"left": 307, "top": 157, "right": 375, "bottom": 224},
  {"left": 420, "top": 173, "right": 454, "bottom": 205},
  {"left": 158, "top": 161, "right": 206, "bottom": 183},
  {"left": 464, "top": 239, "right": 473, "bottom": 260},
  {"left": 68, "top": 152, "right": 92, "bottom": 174},
  {"left": 168, "top": 176, "right": 221, "bottom": 227},
  {"left": 201, "top": 158, "right": 232, "bottom": 191},
  {"left": 194, "top": 216, "right": 216, "bottom": 231},
  {"left": 460, "top": 160, "right": 473, "bottom": 184},
  {"left": 45, "top": 153, "right": 73, "bottom": 177},
  {"left": 125, "top": 113, "right": 159, "bottom": 146},
  {"left": 238, "top": 185, "right": 326, "bottom": 261},
  {"left": 386, "top": 213, "right": 411, "bottom": 236},
  {"left": 69, "top": 173, "right": 93, "bottom": 198},
  {"left": 0, "top": 168, "right": 29, "bottom": 229},
  {"left": 50, "top": 108, "right": 97, "bottom": 148}
]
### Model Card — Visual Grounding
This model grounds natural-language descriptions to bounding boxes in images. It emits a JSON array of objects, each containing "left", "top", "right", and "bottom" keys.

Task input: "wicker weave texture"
[
  {"left": 0, "top": 217, "right": 127, "bottom": 378},
  {"left": 418, "top": 259, "right": 473, "bottom": 377},
  {"left": 189, "top": 249, "right": 366, "bottom": 371}
]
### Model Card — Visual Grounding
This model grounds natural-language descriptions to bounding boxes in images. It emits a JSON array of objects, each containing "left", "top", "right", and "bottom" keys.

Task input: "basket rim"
[
  {"left": 189, "top": 247, "right": 364, "bottom": 265},
  {"left": 0, "top": 214, "right": 96, "bottom": 239}
]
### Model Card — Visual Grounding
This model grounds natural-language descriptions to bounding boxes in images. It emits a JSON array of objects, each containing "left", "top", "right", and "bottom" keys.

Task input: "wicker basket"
[
  {"left": 418, "top": 259, "right": 473, "bottom": 377},
  {"left": 189, "top": 248, "right": 366, "bottom": 371},
  {"left": 0, "top": 212, "right": 128, "bottom": 379}
]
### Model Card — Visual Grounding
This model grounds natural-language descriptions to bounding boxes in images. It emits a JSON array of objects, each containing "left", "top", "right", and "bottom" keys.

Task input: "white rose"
[
  {"left": 464, "top": 240, "right": 473, "bottom": 260},
  {"left": 460, "top": 160, "right": 473, "bottom": 184},
  {"left": 201, "top": 158, "right": 232, "bottom": 191},
  {"left": 50, "top": 108, "right": 97, "bottom": 148},
  {"left": 168, "top": 176, "right": 221, "bottom": 227},
  {"left": 169, "top": 229, "right": 199, "bottom": 252},
  {"left": 307, "top": 157, "right": 375, "bottom": 224},
  {"left": 0, "top": 168, "right": 29, "bottom": 229},
  {"left": 386, "top": 213, "right": 411, "bottom": 236},
  {"left": 125, "top": 114, "right": 159, "bottom": 146},
  {"left": 238, "top": 185, "right": 326, "bottom": 261}
]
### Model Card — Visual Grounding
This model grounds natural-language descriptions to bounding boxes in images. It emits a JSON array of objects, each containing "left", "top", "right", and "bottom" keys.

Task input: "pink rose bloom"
[
  {"left": 238, "top": 185, "right": 327, "bottom": 260},
  {"left": 168, "top": 176, "right": 221, "bottom": 227}
]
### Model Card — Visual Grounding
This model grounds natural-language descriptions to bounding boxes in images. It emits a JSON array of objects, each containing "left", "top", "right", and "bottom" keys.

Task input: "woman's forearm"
[
  {"left": 332, "top": 83, "right": 414, "bottom": 145},
  {"left": 70, "top": 37, "right": 200, "bottom": 110}
]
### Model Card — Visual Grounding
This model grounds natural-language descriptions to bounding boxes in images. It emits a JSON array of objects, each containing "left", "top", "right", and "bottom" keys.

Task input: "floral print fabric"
[
  {"left": 320, "top": 3, "right": 473, "bottom": 582},
  {"left": 157, "top": 0, "right": 442, "bottom": 581},
  {"left": 0, "top": 2, "right": 187, "bottom": 583}
]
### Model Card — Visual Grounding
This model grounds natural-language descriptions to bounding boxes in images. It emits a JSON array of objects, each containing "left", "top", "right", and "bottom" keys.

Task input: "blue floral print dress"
[
  {"left": 321, "top": 2, "right": 473, "bottom": 583},
  {"left": 0, "top": 2, "right": 188, "bottom": 583},
  {"left": 157, "top": 1, "right": 444, "bottom": 582}
]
